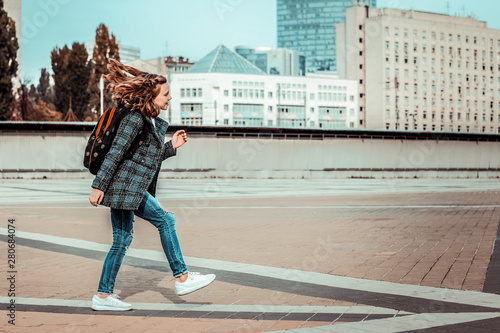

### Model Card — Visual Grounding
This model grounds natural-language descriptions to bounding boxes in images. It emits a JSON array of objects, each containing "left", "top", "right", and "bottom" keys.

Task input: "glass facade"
[{"left": 277, "top": 0, "right": 376, "bottom": 72}]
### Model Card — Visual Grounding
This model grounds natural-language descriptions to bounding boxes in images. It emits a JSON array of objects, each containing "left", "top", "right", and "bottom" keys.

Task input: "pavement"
[{"left": 1, "top": 178, "right": 500, "bottom": 332}]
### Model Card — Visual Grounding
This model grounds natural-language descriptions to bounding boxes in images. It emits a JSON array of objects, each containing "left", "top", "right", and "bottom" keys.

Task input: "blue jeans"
[{"left": 97, "top": 191, "right": 188, "bottom": 294}]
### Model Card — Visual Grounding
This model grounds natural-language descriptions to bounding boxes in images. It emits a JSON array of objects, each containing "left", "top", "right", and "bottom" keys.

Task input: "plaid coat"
[{"left": 91, "top": 108, "right": 177, "bottom": 210}]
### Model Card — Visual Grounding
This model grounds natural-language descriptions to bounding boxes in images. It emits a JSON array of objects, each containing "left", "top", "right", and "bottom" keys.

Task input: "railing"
[{"left": 1, "top": 121, "right": 500, "bottom": 142}]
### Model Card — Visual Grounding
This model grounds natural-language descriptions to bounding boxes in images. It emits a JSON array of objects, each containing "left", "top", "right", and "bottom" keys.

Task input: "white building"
[
  {"left": 337, "top": 6, "right": 500, "bottom": 133},
  {"left": 165, "top": 45, "right": 358, "bottom": 129}
]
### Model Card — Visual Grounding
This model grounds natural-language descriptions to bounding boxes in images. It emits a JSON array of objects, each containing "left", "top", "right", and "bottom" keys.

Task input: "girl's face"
[{"left": 153, "top": 83, "right": 172, "bottom": 110}]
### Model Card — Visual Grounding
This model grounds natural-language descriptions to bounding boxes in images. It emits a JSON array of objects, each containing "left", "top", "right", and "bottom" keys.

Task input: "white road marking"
[
  {"left": 2, "top": 228, "right": 500, "bottom": 311},
  {"left": 270, "top": 312, "right": 500, "bottom": 332},
  {"left": 0, "top": 297, "right": 410, "bottom": 315}
]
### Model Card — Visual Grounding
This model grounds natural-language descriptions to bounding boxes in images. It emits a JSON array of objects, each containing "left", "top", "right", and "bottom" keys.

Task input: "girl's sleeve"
[{"left": 161, "top": 140, "right": 177, "bottom": 161}]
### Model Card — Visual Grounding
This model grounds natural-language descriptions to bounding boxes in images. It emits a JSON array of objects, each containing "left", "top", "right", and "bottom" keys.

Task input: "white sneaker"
[
  {"left": 91, "top": 294, "right": 132, "bottom": 311},
  {"left": 175, "top": 272, "right": 216, "bottom": 296}
]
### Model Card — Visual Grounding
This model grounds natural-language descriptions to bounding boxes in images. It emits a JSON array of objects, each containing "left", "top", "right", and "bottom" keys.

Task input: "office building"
[
  {"left": 235, "top": 46, "right": 306, "bottom": 76},
  {"left": 337, "top": 6, "right": 500, "bottom": 133},
  {"left": 277, "top": 0, "right": 376, "bottom": 72}
]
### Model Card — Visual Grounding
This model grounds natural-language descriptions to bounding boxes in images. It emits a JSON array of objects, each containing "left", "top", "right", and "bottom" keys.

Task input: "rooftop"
[{"left": 187, "top": 44, "right": 266, "bottom": 75}]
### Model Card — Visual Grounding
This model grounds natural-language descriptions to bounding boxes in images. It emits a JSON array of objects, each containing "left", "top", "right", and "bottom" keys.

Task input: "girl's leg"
[
  {"left": 97, "top": 209, "right": 134, "bottom": 294},
  {"left": 134, "top": 191, "right": 188, "bottom": 277}
]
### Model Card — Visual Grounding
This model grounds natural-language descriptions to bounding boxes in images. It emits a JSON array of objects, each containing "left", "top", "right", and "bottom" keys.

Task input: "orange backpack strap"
[
  {"left": 104, "top": 107, "right": 117, "bottom": 132},
  {"left": 95, "top": 108, "right": 110, "bottom": 136}
]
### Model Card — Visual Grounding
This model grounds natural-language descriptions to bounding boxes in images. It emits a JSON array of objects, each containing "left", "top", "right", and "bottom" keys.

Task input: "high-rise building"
[
  {"left": 277, "top": 0, "right": 376, "bottom": 73},
  {"left": 337, "top": 6, "right": 500, "bottom": 133},
  {"left": 4, "top": 0, "right": 21, "bottom": 87},
  {"left": 235, "top": 46, "right": 306, "bottom": 76}
]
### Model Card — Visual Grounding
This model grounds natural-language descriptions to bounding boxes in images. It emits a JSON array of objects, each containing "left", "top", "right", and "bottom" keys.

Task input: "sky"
[{"left": 16, "top": 0, "right": 500, "bottom": 82}]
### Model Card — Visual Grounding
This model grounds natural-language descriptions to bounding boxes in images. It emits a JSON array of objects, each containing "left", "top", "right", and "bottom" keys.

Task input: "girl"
[{"left": 88, "top": 59, "right": 215, "bottom": 311}]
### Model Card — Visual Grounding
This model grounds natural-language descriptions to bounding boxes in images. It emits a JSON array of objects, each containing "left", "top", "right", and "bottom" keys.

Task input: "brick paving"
[{"left": 1, "top": 180, "right": 500, "bottom": 332}]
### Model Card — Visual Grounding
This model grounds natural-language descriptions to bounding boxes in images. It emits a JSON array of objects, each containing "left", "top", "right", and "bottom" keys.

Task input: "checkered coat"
[{"left": 91, "top": 108, "right": 177, "bottom": 210}]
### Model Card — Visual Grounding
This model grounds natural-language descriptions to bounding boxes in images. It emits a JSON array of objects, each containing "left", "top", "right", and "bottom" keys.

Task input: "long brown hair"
[{"left": 104, "top": 58, "right": 167, "bottom": 118}]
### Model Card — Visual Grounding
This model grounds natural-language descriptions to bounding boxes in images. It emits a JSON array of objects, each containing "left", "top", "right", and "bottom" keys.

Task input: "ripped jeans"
[{"left": 97, "top": 191, "right": 188, "bottom": 294}]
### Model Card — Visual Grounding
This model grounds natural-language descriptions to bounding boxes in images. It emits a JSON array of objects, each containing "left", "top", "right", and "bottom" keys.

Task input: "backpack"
[{"left": 83, "top": 105, "right": 148, "bottom": 175}]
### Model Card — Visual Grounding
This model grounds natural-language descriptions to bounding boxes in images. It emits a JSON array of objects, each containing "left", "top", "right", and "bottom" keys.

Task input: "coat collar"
[
  {"left": 118, "top": 104, "right": 168, "bottom": 145},
  {"left": 144, "top": 115, "right": 169, "bottom": 145}
]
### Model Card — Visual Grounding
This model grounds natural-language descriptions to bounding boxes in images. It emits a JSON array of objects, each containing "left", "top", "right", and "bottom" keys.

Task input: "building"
[
  {"left": 337, "top": 6, "right": 500, "bottom": 133},
  {"left": 166, "top": 45, "right": 358, "bottom": 129},
  {"left": 125, "top": 59, "right": 158, "bottom": 74},
  {"left": 277, "top": 0, "right": 376, "bottom": 73},
  {"left": 235, "top": 46, "right": 306, "bottom": 76},
  {"left": 118, "top": 43, "right": 141, "bottom": 63},
  {"left": 4, "top": 0, "right": 21, "bottom": 88},
  {"left": 86, "top": 41, "right": 140, "bottom": 63},
  {"left": 144, "top": 56, "right": 194, "bottom": 77}
]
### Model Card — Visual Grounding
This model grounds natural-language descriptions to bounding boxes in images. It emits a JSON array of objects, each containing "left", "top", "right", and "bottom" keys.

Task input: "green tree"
[
  {"left": 87, "top": 23, "right": 120, "bottom": 119},
  {"left": 0, "top": 0, "right": 19, "bottom": 120},
  {"left": 51, "top": 42, "right": 91, "bottom": 120}
]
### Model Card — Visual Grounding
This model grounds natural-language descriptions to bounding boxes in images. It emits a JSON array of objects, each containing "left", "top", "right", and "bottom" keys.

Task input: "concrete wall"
[{"left": 1, "top": 131, "right": 499, "bottom": 179}]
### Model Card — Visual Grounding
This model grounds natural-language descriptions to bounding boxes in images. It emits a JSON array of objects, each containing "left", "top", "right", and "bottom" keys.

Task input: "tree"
[
  {"left": 35, "top": 100, "right": 62, "bottom": 121},
  {"left": 51, "top": 42, "right": 91, "bottom": 120},
  {"left": 87, "top": 23, "right": 120, "bottom": 119},
  {"left": 16, "top": 81, "right": 36, "bottom": 121},
  {"left": 51, "top": 45, "right": 71, "bottom": 115},
  {"left": 37, "top": 68, "right": 52, "bottom": 105},
  {"left": 67, "top": 42, "right": 90, "bottom": 120},
  {"left": 0, "top": 0, "right": 19, "bottom": 120}
]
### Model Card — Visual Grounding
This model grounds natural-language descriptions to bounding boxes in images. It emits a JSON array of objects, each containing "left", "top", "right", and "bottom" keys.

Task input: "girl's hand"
[
  {"left": 172, "top": 130, "right": 187, "bottom": 149},
  {"left": 89, "top": 188, "right": 104, "bottom": 207}
]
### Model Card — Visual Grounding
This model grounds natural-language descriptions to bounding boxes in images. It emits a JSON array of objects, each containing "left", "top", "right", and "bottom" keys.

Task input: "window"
[
  {"left": 224, "top": 89, "right": 229, "bottom": 97},
  {"left": 224, "top": 104, "right": 229, "bottom": 111},
  {"left": 268, "top": 106, "right": 272, "bottom": 112},
  {"left": 180, "top": 88, "right": 185, "bottom": 97}
]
